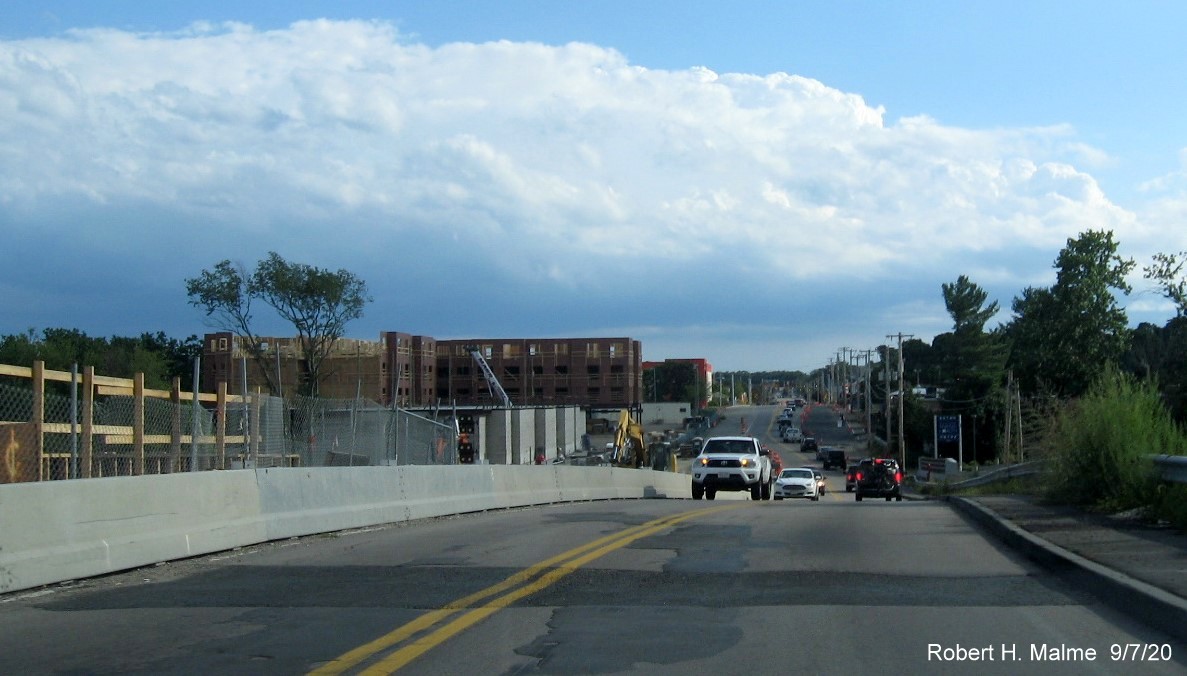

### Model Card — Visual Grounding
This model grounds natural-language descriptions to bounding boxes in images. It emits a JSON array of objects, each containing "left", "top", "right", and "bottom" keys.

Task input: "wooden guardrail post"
[
  {"left": 133, "top": 372, "right": 144, "bottom": 475},
  {"left": 32, "top": 360, "right": 45, "bottom": 481},
  {"left": 170, "top": 376, "right": 182, "bottom": 472}
]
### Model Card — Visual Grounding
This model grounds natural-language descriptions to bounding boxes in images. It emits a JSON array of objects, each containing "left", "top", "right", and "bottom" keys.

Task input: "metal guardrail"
[
  {"left": 940, "top": 455, "right": 1187, "bottom": 490},
  {"left": 944, "top": 461, "right": 1045, "bottom": 490},
  {"left": 1152, "top": 454, "right": 1187, "bottom": 484}
]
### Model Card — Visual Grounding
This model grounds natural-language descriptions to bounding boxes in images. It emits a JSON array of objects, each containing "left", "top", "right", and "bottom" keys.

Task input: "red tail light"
[
  {"left": 895, "top": 471, "right": 903, "bottom": 483},
  {"left": 855, "top": 472, "right": 862, "bottom": 481}
]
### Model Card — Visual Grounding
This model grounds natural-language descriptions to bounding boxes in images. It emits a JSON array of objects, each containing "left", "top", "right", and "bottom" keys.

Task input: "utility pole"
[
  {"left": 883, "top": 345, "right": 892, "bottom": 454},
  {"left": 860, "top": 349, "right": 874, "bottom": 453},
  {"left": 887, "top": 333, "right": 913, "bottom": 469},
  {"left": 838, "top": 348, "right": 848, "bottom": 409}
]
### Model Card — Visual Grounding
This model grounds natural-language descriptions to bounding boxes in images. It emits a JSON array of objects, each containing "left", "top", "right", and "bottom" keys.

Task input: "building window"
[
  {"left": 587, "top": 365, "right": 600, "bottom": 375},
  {"left": 533, "top": 365, "right": 544, "bottom": 375},
  {"left": 555, "top": 365, "right": 568, "bottom": 374},
  {"left": 219, "top": 337, "right": 228, "bottom": 351},
  {"left": 610, "top": 343, "right": 619, "bottom": 357},
  {"left": 529, "top": 343, "right": 538, "bottom": 356},
  {"left": 610, "top": 365, "right": 624, "bottom": 373}
]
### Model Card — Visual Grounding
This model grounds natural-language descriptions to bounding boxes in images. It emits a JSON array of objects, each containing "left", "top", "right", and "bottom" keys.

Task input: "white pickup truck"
[{"left": 690, "top": 435, "right": 773, "bottom": 501}]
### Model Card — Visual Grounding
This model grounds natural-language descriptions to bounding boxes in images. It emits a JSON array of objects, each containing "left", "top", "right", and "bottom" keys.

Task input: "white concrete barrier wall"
[
  {"left": 0, "top": 471, "right": 265, "bottom": 594},
  {"left": 0, "top": 466, "right": 690, "bottom": 594}
]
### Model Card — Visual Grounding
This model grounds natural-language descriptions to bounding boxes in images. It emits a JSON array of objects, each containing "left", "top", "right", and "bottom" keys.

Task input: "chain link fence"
[
  {"left": 0, "top": 371, "right": 455, "bottom": 483},
  {"left": 286, "top": 395, "right": 456, "bottom": 467}
]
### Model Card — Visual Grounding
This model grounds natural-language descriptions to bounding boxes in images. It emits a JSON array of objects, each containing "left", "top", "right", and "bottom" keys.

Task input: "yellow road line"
[{"left": 310, "top": 504, "right": 743, "bottom": 675}]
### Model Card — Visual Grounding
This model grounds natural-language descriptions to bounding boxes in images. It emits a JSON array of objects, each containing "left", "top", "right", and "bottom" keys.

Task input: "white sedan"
[
  {"left": 773, "top": 467, "right": 819, "bottom": 501},
  {"left": 781, "top": 427, "right": 803, "bottom": 443}
]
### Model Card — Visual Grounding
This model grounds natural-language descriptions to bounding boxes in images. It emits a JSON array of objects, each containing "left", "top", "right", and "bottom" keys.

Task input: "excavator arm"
[{"left": 612, "top": 409, "right": 648, "bottom": 468}]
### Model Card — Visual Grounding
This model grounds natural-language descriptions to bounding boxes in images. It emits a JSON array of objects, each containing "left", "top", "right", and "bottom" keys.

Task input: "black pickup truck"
[{"left": 854, "top": 457, "right": 903, "bottom": 502}]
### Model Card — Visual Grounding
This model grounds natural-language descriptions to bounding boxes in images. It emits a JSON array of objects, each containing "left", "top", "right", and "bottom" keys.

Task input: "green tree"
[
  {"left": 933, "top": 276, "right": 1008, "bottom": 461},
  {"left": 0, "top": 329, "right": 40, "bottom": 366},
  {"left": 1144, "top": 251, "right": 1187, "bottom": 317},
  {"left": 186, "top": 252, "right": 371, "bottom": 397},
  {"left": 185, "top": 259, "right": 277, "bottom": 393},
  {"left": 1005, "top": 230, "right": 1134, "bottom": 397},
  {"left": 942, "top": 274, "right": 1000, "bottom": 334},
  {"left": 1122, "top": 318, "right": 1187, "bottom": 424},
  {"left": 644, "top": 362, "right": 699, "bottom": 404}
]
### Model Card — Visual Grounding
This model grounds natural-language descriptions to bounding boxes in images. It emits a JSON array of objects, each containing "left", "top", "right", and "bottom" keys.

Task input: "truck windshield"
[{"left": 702, "top": 439, "right": 753, "bottom": 453}]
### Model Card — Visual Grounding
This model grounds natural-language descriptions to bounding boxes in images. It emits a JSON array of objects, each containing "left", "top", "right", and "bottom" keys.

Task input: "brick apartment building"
[{"left": 201, "top": 332, "right": 643, "bottom": 411}]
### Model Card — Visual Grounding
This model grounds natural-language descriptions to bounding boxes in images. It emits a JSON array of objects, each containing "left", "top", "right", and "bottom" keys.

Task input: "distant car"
[
  {"left": 805, "top": 467, "right": 827, "bottom": 495},
  {"left": 845, "top": 464, "right": 860, "bottom": 491},
  {"left": 800, "top": 437, "right": 818, "bottom": 455},
  {"left": 815, "top": 443, "right": 835, "bottom": 462},
  {"left": 854, "top": 457, "right": 903, "bottom": 502},
  {"left": 677, "top": 436, "right": 704, "bottom": 458},
  {"left": 821, "top": 448, "right": 847, "bottom": 471},
  {"left": 781, "top": 427, "right": 803, "bottom": 443},
  {"left": 774, "top": 467, "right": 819, "bottom": 501}
]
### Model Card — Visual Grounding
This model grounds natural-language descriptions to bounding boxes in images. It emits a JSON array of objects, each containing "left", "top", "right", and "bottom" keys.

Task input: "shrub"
[{"left": 1044, "top": 366, "right": 1185, "bottom": 511}]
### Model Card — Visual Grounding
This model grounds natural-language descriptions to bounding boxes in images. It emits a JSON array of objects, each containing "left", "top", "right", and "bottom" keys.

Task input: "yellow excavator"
[{"left": 611, "top": 408, "right": 648, "bottom": 468}]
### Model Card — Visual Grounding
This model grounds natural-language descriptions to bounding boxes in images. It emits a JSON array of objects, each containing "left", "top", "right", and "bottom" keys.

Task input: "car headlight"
[
  {"left": 698, "top": 457, "right": 709, "bottom": 466},
  {"left": 739, "top": 458, "right": 752, "bottom": 468}
]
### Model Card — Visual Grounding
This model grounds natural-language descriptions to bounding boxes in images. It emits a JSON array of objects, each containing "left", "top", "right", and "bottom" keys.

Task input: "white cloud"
[{"left": 0, "top": 20, "right": 1177, "bottom": 370}]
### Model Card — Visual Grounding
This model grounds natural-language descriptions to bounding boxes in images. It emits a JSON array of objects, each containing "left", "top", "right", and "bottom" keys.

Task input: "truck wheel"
[
  {"left": 750, "top": 483, "right": 762, "bottom": 500},
  {"left": 885, "top": 495, "right": 892, "bottom": 501},
  {"left": 692, "top": 484, "right": 704, "bottom": 500},
  {"left": 896, "top": 494, "right": 903, "bottom": 502},
  {"left": 761, "top": 479, "right": 772, "bottom": 500},
  {"left": 706, "top": 488, "right": 717, "bottom": 501},
  {"left": 855, "top": 492, "right": 863, "bottom": 502}
]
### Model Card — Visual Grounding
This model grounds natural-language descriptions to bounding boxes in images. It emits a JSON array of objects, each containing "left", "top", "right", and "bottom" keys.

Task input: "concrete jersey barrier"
[{"left": 0, "top": 466, "right": 689, "bottom": 595}]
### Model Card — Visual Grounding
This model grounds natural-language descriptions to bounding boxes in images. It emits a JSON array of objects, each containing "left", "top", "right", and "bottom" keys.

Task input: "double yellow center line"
[{"left": 309, "top": 504, "right": 742, "bottom": 675}]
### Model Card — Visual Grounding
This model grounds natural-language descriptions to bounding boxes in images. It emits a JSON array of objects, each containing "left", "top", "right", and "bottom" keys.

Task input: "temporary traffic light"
[{"left": 457, "top": 414, "right": 476, "bottom": 463}]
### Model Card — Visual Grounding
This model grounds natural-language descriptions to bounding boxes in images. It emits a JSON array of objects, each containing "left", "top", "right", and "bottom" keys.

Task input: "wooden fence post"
[
  {"left": 133, "top": 372, "right": 144, "bottom": 475},
  {"left": 170, "top": 376, "right": 182, "bottom": 472},
  {"left": 32, "top": 360, "right": 44, "bottom": 481}
]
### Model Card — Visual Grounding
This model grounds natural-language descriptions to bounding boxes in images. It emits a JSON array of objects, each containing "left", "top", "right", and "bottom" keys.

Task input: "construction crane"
[{"left": 466, "top": 345, "right": 513, "bottom": 407}]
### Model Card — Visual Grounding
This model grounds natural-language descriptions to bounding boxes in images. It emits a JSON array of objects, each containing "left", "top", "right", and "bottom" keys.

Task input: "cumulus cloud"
[{"left": 0, "top": 20, "right": 1175, "bottom": 369}]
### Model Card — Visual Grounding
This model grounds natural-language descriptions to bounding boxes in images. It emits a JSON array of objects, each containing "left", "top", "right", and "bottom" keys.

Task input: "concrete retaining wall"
[{"left": 0, "top": 465, "right": 689, "bottom": 594}]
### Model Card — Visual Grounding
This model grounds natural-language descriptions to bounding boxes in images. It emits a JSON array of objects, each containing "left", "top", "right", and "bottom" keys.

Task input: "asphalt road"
[{"left": 1, "top": 406, "right": 1184, "bottom": 675}]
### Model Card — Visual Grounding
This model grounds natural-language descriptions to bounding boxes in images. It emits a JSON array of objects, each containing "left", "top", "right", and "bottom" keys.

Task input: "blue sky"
[{"left": 2, "top": 2, "right": 1186, "bottom": 372}]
